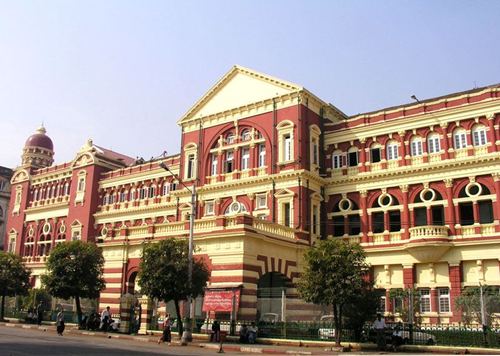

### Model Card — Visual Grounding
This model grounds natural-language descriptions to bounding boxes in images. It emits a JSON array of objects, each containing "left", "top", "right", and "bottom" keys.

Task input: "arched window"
[
  {"left": 453, "top": 128, "right": 467, "bottom": 149},
  {"left": 410, "top": 136, "right": 423, "bottom": 156},
  {"left": 148, "top": 186, "right": 156, "bottom": 198},
  {"left": 240, "top": 129, "right": 251, "bottom": 142},
  {"left": 472, "top": 125, "right": 488, "bottom": 146},
  {"left": 427, "top": 132, "right": 441, "bottom": 154},
  {"left": 226, "top": 132, "right": 235, "bottom": 144},
  {"left": 371, "top": 193, "right": 401, "bottom": 233},
  {"left": 331, "top": 198, "right": 361, "bottom": 237},
  {"left": 130, "top": 189, "right": 136, "bottom": 200},
  {"left": 413, "top": 188, "right": 445, "bottom": 226},
  {"left": 224, "top": 201, "right": 248, "bottom": 215},
  {"left": 162, "top": 183, "right": 170, "bottom": 196},
  {"left": 332, "top": 150, "right": 343, "bottom": 169},
  {"left": 347, "top": 147, "right": 358, "bottom": 167},
  {"left": 458, "top": 182, "right": 493, "bottom": 226},
  {"left": 370, "top": 143, "right": 382, "bottom": 163},
  {"left": 386, "top": 140, "right": 399, "bottom": 160},
  {"left": 33, "top": 189, "right": 38, "bottom": 201},
  {"left": 63, "top": 182, "right": 70, "bottom": 196},
  {"left": 140, "top": 187, "right": 147, "bottom": 199}
]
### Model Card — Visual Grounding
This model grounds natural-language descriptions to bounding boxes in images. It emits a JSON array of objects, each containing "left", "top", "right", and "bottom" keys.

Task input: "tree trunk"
[
  {"left": 75, "top": 296, "right": 82, "bottom": 326},
  {"left": 333, "top": 303, "right": 342, "bottom": 346},
  {"left": 0, "top": 294, "right": 5, "bottom": 321},
  {"left": 174, "top": 299, "right": 183, "bottom": 337}
]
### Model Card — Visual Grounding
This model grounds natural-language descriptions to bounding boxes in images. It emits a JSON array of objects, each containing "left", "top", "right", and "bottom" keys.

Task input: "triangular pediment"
[{"left": 178, "top": 65, "right": 302, "bottom": 124}]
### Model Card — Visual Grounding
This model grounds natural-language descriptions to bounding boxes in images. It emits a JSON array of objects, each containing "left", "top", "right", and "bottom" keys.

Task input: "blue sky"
[{"left": 1, "top": 0, "right": 499, "bottom": 168}]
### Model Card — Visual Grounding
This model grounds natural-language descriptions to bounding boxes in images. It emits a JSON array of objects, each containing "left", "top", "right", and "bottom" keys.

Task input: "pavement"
[{"left": 1, "top": 320, "right": 500, "bottom": 355}]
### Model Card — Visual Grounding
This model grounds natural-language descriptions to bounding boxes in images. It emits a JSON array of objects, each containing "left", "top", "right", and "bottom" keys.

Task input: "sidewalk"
[{"left": 2, "top": 320, "right": 500, "bottom": 355}]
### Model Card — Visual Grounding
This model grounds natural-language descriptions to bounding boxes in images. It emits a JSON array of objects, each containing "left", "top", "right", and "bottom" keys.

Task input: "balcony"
[{"left": 405, "top": 225, "right": 451, "bottom": 262}]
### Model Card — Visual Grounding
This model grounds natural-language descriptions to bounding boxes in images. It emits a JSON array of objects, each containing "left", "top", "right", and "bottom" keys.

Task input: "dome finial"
[{"left": 36, "top": 122, "right": 46, "bottom": 134}]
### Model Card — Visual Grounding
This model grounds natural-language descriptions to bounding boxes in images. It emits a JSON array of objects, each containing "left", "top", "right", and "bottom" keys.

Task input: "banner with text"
[{"left": 202, "top": 290, "right": 241, "bottom": 312}]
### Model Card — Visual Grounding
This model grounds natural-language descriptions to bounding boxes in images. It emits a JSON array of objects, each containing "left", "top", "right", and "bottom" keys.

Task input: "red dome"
[{"left": 25, "top": 126, "right": 54, "bottom": 151}]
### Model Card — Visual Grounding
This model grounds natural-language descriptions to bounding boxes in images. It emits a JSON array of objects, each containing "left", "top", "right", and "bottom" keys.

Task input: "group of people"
[
  {"left": 373, "top": 313, "right": 404, "bottom": 351},
  {"left": 238, "top": 322, "right": 257, "bottom": 344},
  {"left": 26, "top": 302, "right": 44, "bottom": 325}
]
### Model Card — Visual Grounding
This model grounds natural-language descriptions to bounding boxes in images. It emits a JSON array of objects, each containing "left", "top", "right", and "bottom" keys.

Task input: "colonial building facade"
[
  {"left": 0, "top": 166, "right": 13, "bottom": 250},
  {"left": 4, "top": 66, "right": 500, "bottom": 327}
]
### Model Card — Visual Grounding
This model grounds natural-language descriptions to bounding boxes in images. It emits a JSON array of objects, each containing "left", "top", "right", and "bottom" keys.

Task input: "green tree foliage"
[
  {"left": 297, "top": 239, "right": 369, "bottom": 346},
  {"left": 0, "top": 252, "right": 31, "bottom": 320},
  {"left": 138, "top": 238, "right": 209, "bottom": 337},
  {"left": 42, "top": 241, "right": 105, "bottom": 324},
  {"left": 343, "top": 287, "right": 381, "bottom": 341},
  {"left": 20, "top": 288, "right": 51, "bottom": 311},
  {"left": 389, "top": 288, "right": 422, "bottom": 325},
  {"left": 455, "top": 286, "right": 500, "bottom": 326}
]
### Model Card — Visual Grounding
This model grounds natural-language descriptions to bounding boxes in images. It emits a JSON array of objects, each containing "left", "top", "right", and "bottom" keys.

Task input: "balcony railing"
[{"left": 409, "top": 225, "right": 448, "bottom": 239}]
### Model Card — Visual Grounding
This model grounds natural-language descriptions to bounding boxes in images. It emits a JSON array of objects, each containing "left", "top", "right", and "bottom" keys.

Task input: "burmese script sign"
[{"left": 202, "top": 290, "right": 241, "bottom": 312}]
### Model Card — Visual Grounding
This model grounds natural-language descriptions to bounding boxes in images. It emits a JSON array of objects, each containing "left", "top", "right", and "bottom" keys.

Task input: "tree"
[
  {"left": 343, "top": 286, "right": 380, "bottom": 341},
  {"left": 297, "top": 239, "right": 369, "bottom": 346},
  {"left": 389, "top": 288, "right": 422, "bottom": 325},
  {"left": 20, "top": 288, "right": 51, "bottom": 311},
  {"left": 42, "top": 241, "right": 105, "bottom": 324},
  {"left": 455, "top": 286, "right": 500, "bottom": 327},
  {"left": 138, "top": 238, "right": 209, "bottom": 337},
  {"left": 0, "top": 252, "right": 31, "bottom": 321}
]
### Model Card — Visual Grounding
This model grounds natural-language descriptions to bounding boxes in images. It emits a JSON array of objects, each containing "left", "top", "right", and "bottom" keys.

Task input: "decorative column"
[
  {"left": 487, "top": 113, "right": 497, "bottom": 152},
  {"left": 426, "top": 207, "right": 433, "bottom": 225},
  {"left": 383, "top": 208, "right": 390, "bottom": 241},
  {"left": 250, "top": 143, "right": 257, "bottom": 176},
  {"left": 440, "top": 123, "right": 450, "bottom": 160},
  {"left": 401, "top": 185, "right": 410, "bottom": 239},
  {"left": 493, "top": 173, "right": 500, "bottom": 232},
  {"left": 399, "top": 131, "right": 407, "bottom": 167},
  {"left": 359, "top": 139, "right": 367, "bottom": 173},
  {"left": 138, "top": 296, "right": 153, "bottom": 335},
  {"left": 448, "top": 262, "right": 462, "bottom": 323},
  {"left": 444, "top": 179, "right": 456, "bottom": 236},
  {"left": 360, "top": 190, "right": 369, "bottom": 243}
]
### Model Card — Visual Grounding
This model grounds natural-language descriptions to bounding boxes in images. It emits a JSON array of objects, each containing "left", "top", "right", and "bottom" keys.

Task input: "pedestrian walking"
[
  {"left": 56, "top": 307, "right": 65, "bottom": 336},
  {"left": 100, "top": 306, "right": 111, "bottom": 331},
  {"left": 373, "top": 312, "right": 386, "bottom": 351},
  {"left": 157, "top": 313, "right": 172, "bottom": 344},
  {"left": 211, "top": 320, "right": 220, "bottom": 342},
  {"left": 36, "top": 301, "right": 44, "bottom": 326}
]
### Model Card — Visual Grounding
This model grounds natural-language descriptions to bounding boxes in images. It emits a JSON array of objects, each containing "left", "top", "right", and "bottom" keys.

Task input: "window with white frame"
[
  {"left": 256, "top": 194, "right": 267, "bottom": 209},
  {"left": 283, "top": 202, "right": 291, "bottom": 227},
  {"left": 428, "top": 133, "right": 441, "bottom": 154},
  {"left": 226, "top": 133, "right": 235, "bottom": 144},
  {"left": 225, "top": 150, "right": 234, "bottom": 173},
  {"left": 102, "top": 195, "right": 108, "bottom": 205},
  {"left": 186, "top": 154, "right": 195, "bottom": 179},
  {"left": 386, "top": 141, "right": 399, "bottom": 160},
  {"left": 410, "top": 137, "right": 423, "bottom": 156},
  {"left": 64, "top": 182, "right": 70, "bottom": 196},
  {"left": 332, "top": 151, "right": 342, "bottom": 169},
  {"left": 162, "top": 183, "right": 170, "bottom": 196},
  {"left": 420, "top": 289, "right": 431, "bottom": 313},
  {"left": 148, "top": 186, "right": 155, "bottom": 198},
  {"left": 241, "top": 129, "right": 251, "bottom": 142},
  {"left": 312, "top": 138, "right": 319, "bottom": 165},
  {"left": 205, "top": 201, "right": 215, "bottom": 216},
  {"left": 454, "top": 129, "right": 467, "bottom": 149},
  {"left": 140, "top": 187, "right": 147, "bottom": 199},
  {"left": 284, "top": 134, "right": 292, "bottom": 161},
  {"left": 120, "top": 191, "right": 126, "bottom": 202},
  {"left": 77, "top": 177, "right": 85, "bottom": 191},
  {"left": 241, "top": 147, "right": 250, "bottom": 170},
  {"left": 438, "top": 288, "right": 450, "bottom": 313},
  {"left": 472, "top": 125, "right": 488, "bottom": 146},
  {"left": 347, "top": 147, "right": 358, "bottom": 167},
  {"left": 258, "top": 144, "right": 266, "bottom": 167},
  {"left": 312, "top": 204, "right": 320, "bottom": 235},
  {"left": 33, "top": 189, "right": 38, "bottom": 201},
  {"left": 130, "top": 189, "right": 136, "bottom": 200},
  {"left": 211, "top": 154, "right": 218, "bottom": 176},
  {"left": 371, "top": 145, "right": 381, "bottom": 163}
]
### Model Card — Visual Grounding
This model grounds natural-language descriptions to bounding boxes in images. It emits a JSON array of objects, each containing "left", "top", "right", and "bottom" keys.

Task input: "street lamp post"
[{"left": 159, "top": 161, "right": 196, "bottom": 343}]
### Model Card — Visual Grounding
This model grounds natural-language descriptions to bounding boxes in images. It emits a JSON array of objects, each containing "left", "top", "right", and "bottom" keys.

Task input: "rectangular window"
[
  {"left": 371, "top": 148, "right": 381, "bottom": 163},
  {"left": 478, "top": 200, "right": 493, "bottom": 224},
  {"left": 148, "top": 187, "right": 155, "bottom": 198},
  {"left": 389, "top": 210, "right": 401, "bottom": 232},
  {"left": 428, "top": 136, "right": 441, "bottom": 153},
  {"left": 333, "top": 216, "right": 344, "bottom": 237},
  {"left": 379, "top": 296, "right": 386, "bottom": 313},
  {"left": 284, "top": 134, "right": 292, "bottom": 161},
  {"left": 241, "top": 147, "right": 250, "bottom": 170},
  {"left": 387, "top": 144, "right": 398, "bottom": 160},
  {"left": 225, "top": 150, "right": 234, "bottom": 173},
  {"left": 256, "top": 195, "right": 267, "bottom": 209},
  {"left": 312, "top": 205, "right": 319, "bottom": 235},
  {"left": 120, "top": 192, "right": 126, "bottom": 202},
  {"left": 393, "top": 297, "right": 403, "bottom": 314},
  {"left": 332, "top": 154, "right": 342, "bottom": 169},
  {"left": 205, "top": 201, "right": 215, "bottom": 216},
  {"left": 473, "top": 129, "right": 487, "bottom": 146},
  {"left": 411, "top": 140, "right": 423, "bottom": 156},
  {"left": 414, "top": 207, "right": 427, "bottom": 226},
  {"left": 283, "top": 202, "right": 291, "bottom": 227},
  {"left": 187, "top": 154, "right": 195, "bottom": 179},
  {"left": 211, "top": 155, "right": 218, "bottom": 176},
  {"left": 420, "top": 289, "right": 431, "bottom": 313},
  {"left": 432, "top": 206, "right": 445, "bottom": 225},
  {"left": 162, "top": 184, "right": 170, "bottom": 196},
  {"left": 258, "top": 144, "right": 266, "bottom": 167},
  {"left": 348, "top": 151, "right": 358, "bottom": 167},
  {"left": 454, "top": 132, "right": 467, "bottom": 149},
  {"left": 348, "top": 214, "right": 360, "bottom": 235},
  {"left": 372, "top": 212, "right": 384, "bottom": 233},
  {"left": 78, "top": 178, "right": 85, "bottom": 191},
  {"left": 312, "top": 139, "right": 319, "bottom": 165},
  {"left": 438, "top": 288, "right": 450, "bottom": 313}
]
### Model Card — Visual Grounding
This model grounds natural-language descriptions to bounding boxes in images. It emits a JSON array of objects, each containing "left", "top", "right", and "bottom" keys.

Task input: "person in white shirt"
[
  {"left": 100, "top": 306, "right": 111, "bottom": 331},
  {"left": 373, "top": 313, "right": 386, "bottom": 350}
]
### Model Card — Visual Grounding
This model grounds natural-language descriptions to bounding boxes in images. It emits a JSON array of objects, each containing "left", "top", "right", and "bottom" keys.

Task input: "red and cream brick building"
[{"left": 4, "top": 66, "right": 500, "bottom": 326}]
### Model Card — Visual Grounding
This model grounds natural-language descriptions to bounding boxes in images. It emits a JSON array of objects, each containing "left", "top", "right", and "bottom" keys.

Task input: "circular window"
[
  {"left": 466, "top": 182, "right": 482, "bottom": 197},
  {"left": 42, "top": 222, "right": 51, "bottom": 235},
  {"left": 101, "top": 227, "right": 108, "bottom": 237},
  {"left": 59, "top": 224, "right": 66, "bottom": 234},
  {"left": 378, "top": 193, "right": 393, "bottom": 208},
  {"left": 420, "top": 188, "right": 436, "bottom": 202},
  {"left": 338, "top": 198, "right": 352, "bottom": 212},
  {"left": 28, "top": 226, "right": 34, "bottom": 237}
]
